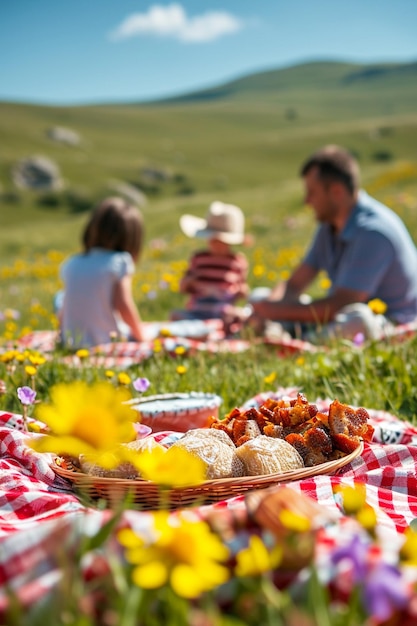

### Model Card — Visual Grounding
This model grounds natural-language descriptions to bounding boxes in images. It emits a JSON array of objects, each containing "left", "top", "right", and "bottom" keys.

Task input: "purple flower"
[
  {"left": 331, "top": 536, "right": 409, "bottom": 621},
  {"left": 17, "top": 386, "right": 37, "bottom": 406},
  {"left": 330, "top": 534, "right": 369, "bottom": 582},
  {"left": 363, "top": 562, "right": 408, "bottom": 621},
  {"left": 132, "top": 377, "right": 150, "bottom": 393},
  {"left": 353, "top": 332, "right": 365, "bottom": 347}
]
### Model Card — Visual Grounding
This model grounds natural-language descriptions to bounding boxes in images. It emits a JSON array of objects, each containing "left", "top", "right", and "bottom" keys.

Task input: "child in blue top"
[{"left": 59, "top": 197, "right": 145, "bottom": 348}]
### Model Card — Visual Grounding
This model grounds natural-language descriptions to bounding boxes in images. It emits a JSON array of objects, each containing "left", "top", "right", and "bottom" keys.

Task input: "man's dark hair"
[{"left": 300, "top": 145, "right": 360, "bottom": 194}]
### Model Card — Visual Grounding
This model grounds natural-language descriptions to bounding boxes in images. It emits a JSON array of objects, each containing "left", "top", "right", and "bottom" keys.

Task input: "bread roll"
[
  {"left": 236, "top": 435, "right": 304, "bottom": 476},
  {"left": 124, "top": 437, "right": 165, "bottom": 454},
  {"left": 171, "top": 428, "right": 244, "bottom": 479},
  {"left": 79, "top": 436, "right": 165, "bottom": 478},
  {"left": 185, "top": 427, "right": 236, "bottom": 448},
  {"left": 79, "top": 454, "right": 139, "bottom": 479}
]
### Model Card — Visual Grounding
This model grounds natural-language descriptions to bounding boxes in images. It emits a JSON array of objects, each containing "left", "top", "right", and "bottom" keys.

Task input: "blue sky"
[{"left": 2, "top": 0, "right": 417, "bottom": 105}]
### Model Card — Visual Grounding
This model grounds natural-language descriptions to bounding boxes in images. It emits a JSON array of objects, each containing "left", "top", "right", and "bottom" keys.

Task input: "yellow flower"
[
  {"left": 159, "top": 327, "right": 172, "bottom": 337},
  {"left": 176, "top": 365, "right": 187, "bottom": 375},
  {"left": 80, "top": 445, "right": 135, "bottom": 471},
  {"left": 235, "top": 535, "right": 282, "bottom": 577},
  {"left": 264, "top": 372, "right": 276, "bottom": 385},
  {"left": 335, "top": 484, "right": 367, "bottom": 515},
  {"left": 50, "top": 316, "right": 59, "bottom": 329},
  {"left": 25, "top": 365, "right": 37, "bottom": 377},
  {"left": 105, "top": 370, "right": 115, "bottom": 379},
  {"left": 132, "top": 446, "right": 206, "bottom": 487},
  {"left": 4, "top": 309, "right": 17, "bottom": 320},
  {"left": 399, "top": 527, "right": 417, "bottom": 565},
  {"left": 19, "top": 326, "right": 33, "bottom": 338},
  {"left": 368, "top": 298, "right": 387, "bottom": 315},
  {"left": 356, "top": 504, "right": 377, "bottom": 532},
  {"left": 32, "top": 381, "right": 136, "bottom": 462},
  {"left": 118, "top": 372, "right": 131, "bottom": 386},
  {"left": 118, "top": 511, "right": 229, "bottom": 598},
  {"left": 28, "top": 422, "right": 42, "bottom": 433},
  {"left": 279, "top": 509, "right": 311, "bottom": 533},
  {"left": 279, "top": 269, "right": 290, "bottom": 281},
  {"left": 174, "top": 345, "right": 186, "bottom": 356},
  {"left": 28, "top": 354, "right": 46, "bottom": 366},
  {"left": 253, "top": 264, "right": 265, "bottom": 278},
  {"left": 319, "top": 276, "right": 332, "bottom": 290},
  {"left": 0, "top": 350, "right": 18, "bottom": 363},
  {"left": 153, "top": 339, "right": 162, "bottom": 353},
  {"left": 76, "top": 348, "right": 90, "bottom": 360}
]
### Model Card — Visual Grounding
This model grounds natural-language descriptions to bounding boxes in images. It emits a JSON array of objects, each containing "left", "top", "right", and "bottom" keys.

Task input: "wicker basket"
[{"left": 52, "top": 441, "right": 363, "bottom": 510}]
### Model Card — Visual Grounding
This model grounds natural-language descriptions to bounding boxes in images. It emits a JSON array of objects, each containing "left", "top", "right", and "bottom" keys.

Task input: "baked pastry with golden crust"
[
  {"left": 236, "top": 435, "right": 304, "bottom": 476},
  {"left": 171, "top": 428, "right": 245, "bottom": 479},
  {"left": 79, "top": 454, "right": 140, "bottom": 479},
  {"left": 79, "top": 437, "right": 165, "bottom": 478}
]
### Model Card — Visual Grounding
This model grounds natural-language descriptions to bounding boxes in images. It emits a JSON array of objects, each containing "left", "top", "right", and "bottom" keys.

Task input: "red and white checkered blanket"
[
  {"left": 12, "top": 321, "right": 252, "bottom": 369},
  {"left": 1, "top": 390, "right": 417, "bottom": 613},
  {"left": 12, "top": 319, "right": 417, "bottom": 370}
]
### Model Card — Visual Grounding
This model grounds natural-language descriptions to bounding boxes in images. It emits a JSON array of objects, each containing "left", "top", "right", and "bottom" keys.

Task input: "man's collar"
[{"left": 337, "top": 190, "right": 366, "bottom": 241}]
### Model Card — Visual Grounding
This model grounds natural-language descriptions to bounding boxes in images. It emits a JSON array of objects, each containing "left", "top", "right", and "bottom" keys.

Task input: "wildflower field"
[
  {"left": 2, "top": 156, "right": 417, "bottom": 415},
  {"left": 1, "top": 90, "right": 417, "bottom": 625}
]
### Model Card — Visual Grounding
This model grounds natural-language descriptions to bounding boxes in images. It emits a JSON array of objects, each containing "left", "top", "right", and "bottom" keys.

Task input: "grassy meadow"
[{"left": 1, "top": 59, "right": 417, "bottom": 417}]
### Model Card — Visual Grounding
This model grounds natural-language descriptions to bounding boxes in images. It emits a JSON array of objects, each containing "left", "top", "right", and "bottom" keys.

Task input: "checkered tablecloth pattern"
[
  {"left": 10, "top": 320, "right": 252, "bottom": 369},
  {"left": 1, "top": 391, "right": 417, "bottom": 614},
  {"left": 7, "top": 326, "right": 319, "bottom": 370},
  {"left": 11, "top": 319, "right": 417, "bottom": 367}
]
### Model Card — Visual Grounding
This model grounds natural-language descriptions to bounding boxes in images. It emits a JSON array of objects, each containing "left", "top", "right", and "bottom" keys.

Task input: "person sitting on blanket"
[
  {"left": 57, "top": 196, "right": 146, "bottom": 348},
  {"left": 171, "top": 201, "right": 250, "bottom": 335},
  {"left": 250, "top": 145, "right": 417, "bottom": 342}
]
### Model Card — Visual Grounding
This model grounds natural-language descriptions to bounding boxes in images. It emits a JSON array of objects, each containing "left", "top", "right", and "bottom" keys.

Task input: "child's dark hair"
[{"left": 82, "top": 197, "right": 144, "bottom": 261}]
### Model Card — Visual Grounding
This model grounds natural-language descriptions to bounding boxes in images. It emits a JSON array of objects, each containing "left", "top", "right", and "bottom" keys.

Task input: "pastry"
[
  {"left": 79, "top": 436, "right": 165, "bottom": 478},
  {"left": 171, "top": 428, "right": 245, "bottom": 479},
  {"left": 235, "top": 435, "right": 304, "bottom": 475}
]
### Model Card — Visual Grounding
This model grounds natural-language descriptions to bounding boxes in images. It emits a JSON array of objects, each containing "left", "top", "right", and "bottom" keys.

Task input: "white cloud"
[{"left": 109, "top": 4, "right": 244, "bottom": 43}]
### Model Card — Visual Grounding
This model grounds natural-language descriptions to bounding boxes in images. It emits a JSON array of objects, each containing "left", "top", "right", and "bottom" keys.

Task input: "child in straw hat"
[{"left": 172, "top": 201, "right": 250, "bottom": 334}]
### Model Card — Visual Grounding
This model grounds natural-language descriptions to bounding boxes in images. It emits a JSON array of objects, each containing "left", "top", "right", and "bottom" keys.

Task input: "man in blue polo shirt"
[{"left": 251, "top": 145, "right": 417, "bottom": 340}]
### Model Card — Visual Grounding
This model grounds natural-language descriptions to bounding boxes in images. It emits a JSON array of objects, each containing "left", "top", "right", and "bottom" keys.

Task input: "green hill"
[
  {"left": 1, "top": 59, "right": 417, "bottom": 261},
  {"left": 149, "top": 60, "right": 417, "bottom": 104}
]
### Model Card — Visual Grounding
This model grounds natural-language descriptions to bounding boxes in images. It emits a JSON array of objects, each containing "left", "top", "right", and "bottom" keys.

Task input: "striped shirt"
[{"left": 181, "top": 249, "right": 248, "bottom": 317}]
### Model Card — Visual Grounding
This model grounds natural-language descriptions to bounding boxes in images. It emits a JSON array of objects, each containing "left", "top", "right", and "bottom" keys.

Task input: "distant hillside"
[
  {"left": 148, "top": 59, "right": 417, "bottom": 104},
  {"left": 1, "top": 57, "right": 417, "bottom": 262}
]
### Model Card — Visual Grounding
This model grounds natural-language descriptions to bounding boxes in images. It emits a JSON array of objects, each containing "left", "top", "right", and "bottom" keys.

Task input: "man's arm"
[
  {"left": 270, "top": 263, "right": 318, "bottom": 301},
  {"left": 252, "top": 284, "right": 369, "bottom": 324}
]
